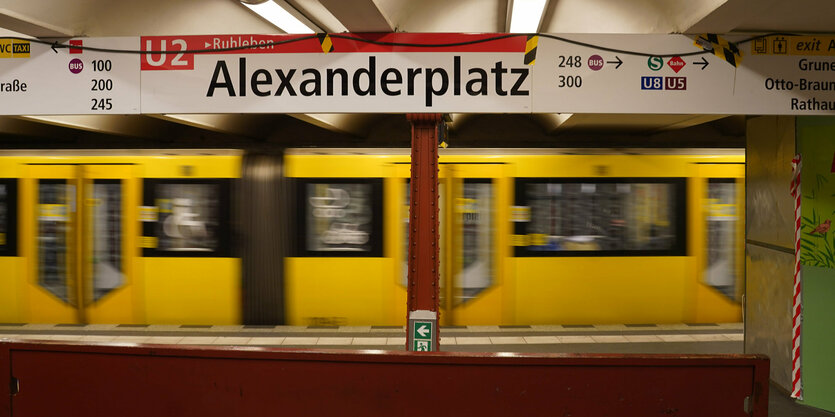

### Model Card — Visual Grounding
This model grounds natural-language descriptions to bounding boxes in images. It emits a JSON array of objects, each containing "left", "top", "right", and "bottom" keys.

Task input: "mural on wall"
[{"left": 800, "top": 127, "right": 835, "bottom": 269}]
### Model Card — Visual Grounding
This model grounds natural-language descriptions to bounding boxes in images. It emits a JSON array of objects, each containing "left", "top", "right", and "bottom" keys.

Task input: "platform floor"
[{"left": 1, "top": 322, "right": 831, "bottom": 416}]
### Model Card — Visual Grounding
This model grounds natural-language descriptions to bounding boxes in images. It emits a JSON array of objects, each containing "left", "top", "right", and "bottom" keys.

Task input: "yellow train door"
[
  {"left": 24, "top": 164, "right": 139, "bottom": 324},
  {"left": 439, "top": 163, "right": 508, "bottom": 326},
  {"left": 686, "top": 161, "right": 745, "bottom": 323}
]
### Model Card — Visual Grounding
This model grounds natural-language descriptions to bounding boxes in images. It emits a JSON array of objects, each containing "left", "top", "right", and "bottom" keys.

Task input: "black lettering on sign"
[
  {"left": 203, "top": 55, "right": 534, "bottom": 107},
  {"left": 12, "top": 43, "right": 29, "bottom": 54},
  {"left": 0, "top": 79, "right": 28, "bottom": 92}
]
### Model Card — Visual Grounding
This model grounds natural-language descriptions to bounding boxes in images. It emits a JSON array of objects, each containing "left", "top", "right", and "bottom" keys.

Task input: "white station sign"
[
  {"left": 138, "top": 34, "right": 533, "bottom": 113},
  {"left": 531, "top": 34, "right": 835, "bottom": 114},
  {"left": 0, "top": 37, "right": 140, "bottom": 115},
  {"left": 0, "top": 33, "right": 834, "bottom": 115}
]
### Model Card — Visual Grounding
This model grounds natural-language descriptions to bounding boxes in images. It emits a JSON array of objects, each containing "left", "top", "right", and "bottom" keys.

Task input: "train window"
[
  {"left": 513, "top": 178, "right": 687, "bottom": 257},
  {"left": 0, "top": 179, "right": 17, "bottom": 256},
  {"left": 456, "top": 180, "right": 494, "bottom": 303},
  {"left": 37, "top": 180, "right": 75, "bottom": 303},
  {"left": 704, "top": 179, "right": 738, "bottom": 299},
  {"left": 90, "top": 180, "right": 125, "bottom": 301},
  {"left": 142, "top": 179, "right": 233, "bottom": 257},
  {"left": 296, "top": 178, "right": 383, "bottom": 257}
]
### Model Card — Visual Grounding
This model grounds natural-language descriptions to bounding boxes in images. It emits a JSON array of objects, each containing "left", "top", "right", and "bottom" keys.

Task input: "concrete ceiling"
[{"left": 1, "top": 0, "right": 833, "bottom": 148}]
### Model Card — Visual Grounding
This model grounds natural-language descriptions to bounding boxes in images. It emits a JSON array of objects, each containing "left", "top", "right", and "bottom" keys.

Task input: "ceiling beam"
[
  {"left": 17, "top": 115, "right": 178, "bottom": 138},
  {"left": 287, "top": 0, "right": 347, "bottom": 33},
  {"left": 288, "top": 113, "right": 375, "bottom": 137},
  {"left": 151, "top": 114, "right": 278, "bottom": 139},
  {"left": 0, "top": 116, "right": 81, "bottom": 137},
  {"left": 533, "top": 113, "right": 575, "bottom": 132},
  {"left": 648, "top": 114, "right": 728, "bottom": 132},
  {"left": 681, "top": 0, "right": 745, "bottom": 33},
  {"left": 0, "top": 7, "right": 74, "bottom": 37},
  {"left": 317, "top": 0, "right": 393, "bottom": 32}
]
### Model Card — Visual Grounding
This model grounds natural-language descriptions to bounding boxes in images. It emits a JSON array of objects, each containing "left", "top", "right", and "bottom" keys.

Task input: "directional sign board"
[
  {"left": 2, "top": 33, "right": 835, "bottom": 115},
  {"left": 531, "top": 34, "right": 738, "bottom": 114},
  {"left": 408, "top": 310, "right": 436, "bottom": 352},
  {"left": 0, "top": 38, "right": 140, "bottom": 115},
  {"left": 412, "top": 321, "right": 433, "bottom": 352},
  {"left": 531, "top": 34, "right": 835, "bottom": 114}
]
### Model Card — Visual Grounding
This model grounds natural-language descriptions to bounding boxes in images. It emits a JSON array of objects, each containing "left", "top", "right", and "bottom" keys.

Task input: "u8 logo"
[{"left": 641, "top": 76, "right": 663, "bottom": 90}]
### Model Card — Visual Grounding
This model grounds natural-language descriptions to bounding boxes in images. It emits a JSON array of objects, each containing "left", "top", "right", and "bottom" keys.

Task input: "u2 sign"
[{"left": 139, "top": 33, "right": 533, "bottom": 114}]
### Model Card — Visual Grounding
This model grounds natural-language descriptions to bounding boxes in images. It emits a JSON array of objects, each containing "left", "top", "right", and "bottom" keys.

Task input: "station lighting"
[
  {"left": 508, "top": 0, "right": 548, "bottom": 33},
  {"left": 240, "top": 0, "right": 318, "bottom": 34}
]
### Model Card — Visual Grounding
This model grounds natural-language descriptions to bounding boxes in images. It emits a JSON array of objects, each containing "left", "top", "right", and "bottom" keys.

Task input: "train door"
[
  {"left": 687, "top": 161, "right": 745, "bottom": 322},
  {"left": 25, "top": 164, "right": 139, "bottom": 324},
  {"left": 439, "top": 164, "right": 506, "bottom": 325}
]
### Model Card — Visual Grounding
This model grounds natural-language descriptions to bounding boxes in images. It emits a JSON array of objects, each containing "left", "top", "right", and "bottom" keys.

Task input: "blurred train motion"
[{"left": 0, "top": 148, "right": 744, "bottom": 326}]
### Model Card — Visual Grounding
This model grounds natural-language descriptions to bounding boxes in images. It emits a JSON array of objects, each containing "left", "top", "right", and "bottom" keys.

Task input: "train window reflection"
[
  {"left": 142, "top": 179, "right": 232, "bottom": 257},
  {"left": 297, "top": 179, "right": 383, "bottom": 257},
  {"left": 0, "top": 179, "right": 17, "bottom": 256},
  {"left": 514, "top": 178, "right": 686, "bottom": 256},
  {"left": 156, "top": 184, "right": 219, "bottom": 252},
  {"left": 91, "top": 181, "right": 124, "bottom": 301},
  {"left": 0, "top": 184, "right": 5, "bottom": 246},
  {"left": 704, "top": 179, "right": 739, "bottom": 300},
  {"left": 37, "top": 180, "right": 75, "bottom": 304},
  {"left": 456, "top": 180, "right": 493, "bottom": 303}
]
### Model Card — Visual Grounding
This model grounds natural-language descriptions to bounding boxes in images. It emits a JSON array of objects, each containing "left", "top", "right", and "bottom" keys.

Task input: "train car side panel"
[
  {"left": 0, "top": 258, "right": 23, "bottom": 322},
  {"left": 285, "top": 258, "right": 393, "bottom": 326},
  {"left": 510, "top": 155, "right": 693, "bottom": 178},
  {"left": 514, "top": 257, "right": 689, "bottom": 324},
  {"left": 0, "top": 160, "right": 22, "bottom": 323},
  {"left": 142, "top": 258, "right": 241, "bottom": 325}
]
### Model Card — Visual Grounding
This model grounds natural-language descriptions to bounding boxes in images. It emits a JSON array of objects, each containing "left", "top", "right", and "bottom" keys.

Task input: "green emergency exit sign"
[{"left": 412, "top": 321, "right": 433, "bottom": 351}]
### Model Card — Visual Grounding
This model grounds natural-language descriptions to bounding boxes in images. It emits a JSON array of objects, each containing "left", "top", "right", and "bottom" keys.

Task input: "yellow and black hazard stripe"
[
  {"left": 694, "top": 34, "right": 741, "bottom": 67},
  {"left": 524, "top": 35, "right": 538, "bottom": 65},
  {"left": 317, "top": 33, "right": 334, "bottom": 54}
]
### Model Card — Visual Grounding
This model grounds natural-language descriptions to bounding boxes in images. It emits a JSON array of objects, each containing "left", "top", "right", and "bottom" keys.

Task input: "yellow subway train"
[{"left": 0, "top": 148, "right": 744, "bottom": 326}]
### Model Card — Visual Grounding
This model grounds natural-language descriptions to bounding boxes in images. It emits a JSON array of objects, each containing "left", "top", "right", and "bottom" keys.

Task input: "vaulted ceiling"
[{"left": 1, "top": 0, "right": 832, "bottom": 148}]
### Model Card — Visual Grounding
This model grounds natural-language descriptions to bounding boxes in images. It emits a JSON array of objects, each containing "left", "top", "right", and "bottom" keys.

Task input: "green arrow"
[{"left": 417, "top": 324, "right": 429, "bottom": 338}]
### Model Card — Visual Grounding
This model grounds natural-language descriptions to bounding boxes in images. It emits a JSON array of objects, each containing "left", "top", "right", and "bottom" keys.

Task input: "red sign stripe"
[{"left": 140, "top": 33, "right": 526, "bottom": 55}]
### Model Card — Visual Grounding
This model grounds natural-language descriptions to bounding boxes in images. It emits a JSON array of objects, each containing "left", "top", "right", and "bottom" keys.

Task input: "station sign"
[
  {"left": 0, "top": 37, "right": 140, "bottom": 115},
  {"left": 1, "top": 33, "right": 835, "bottom": 115},
  {"left": 139, "top": 33, "right": 533, "bottom": 114}
]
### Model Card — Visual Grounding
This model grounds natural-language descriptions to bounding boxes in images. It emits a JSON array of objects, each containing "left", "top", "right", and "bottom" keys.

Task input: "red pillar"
[{"left": 405, "top": 113, "right": 442, "bottom": 352}]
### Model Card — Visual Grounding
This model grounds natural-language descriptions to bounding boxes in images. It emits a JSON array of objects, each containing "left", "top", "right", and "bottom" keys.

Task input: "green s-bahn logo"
[{"left": 647, "top": 56, "right": 663, "bottom": 71}]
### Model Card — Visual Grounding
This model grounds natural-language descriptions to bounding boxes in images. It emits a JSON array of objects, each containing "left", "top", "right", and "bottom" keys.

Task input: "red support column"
[{"left": 406, "top": 113, "right": 442, "bottom": 352}]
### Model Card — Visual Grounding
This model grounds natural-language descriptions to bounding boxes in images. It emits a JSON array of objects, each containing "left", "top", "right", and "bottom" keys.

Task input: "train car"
[
  {"left": 0, "top": 150, "right": 242, "bottom": 325},
  {"left": 284, "top": 148, "right": 744, "bottom": 326},
  {"left": 0, "top": 148, "right": 744, "bottom": 326}
]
